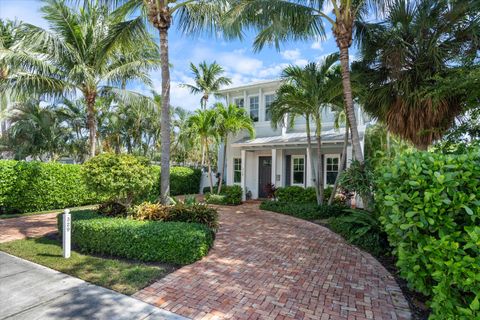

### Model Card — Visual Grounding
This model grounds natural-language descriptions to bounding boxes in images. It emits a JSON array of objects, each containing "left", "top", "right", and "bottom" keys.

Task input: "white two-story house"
[{"left": 217, "top": 79, "right": 369, "bottom": 200}]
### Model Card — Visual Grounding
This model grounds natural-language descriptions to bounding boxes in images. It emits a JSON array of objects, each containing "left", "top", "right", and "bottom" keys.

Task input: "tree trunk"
[
  {"left": 85, "top": 93, "right": 97, "bottom": 158},
  {"left": 338, "top": 45, "right": 364, "bottom": 163},
  {"left": 217, "top": 135, "right": 227, "bottom": 194},
  {"left": 306, "top": 116, "right": 320, "bottom": 204},
  {"left": 205, "top": 138, "right": 214, "bottom": 193},
  {"left": 315, "top": 119, "right": 324, "bottom": 204},
  {"left": 159, "top": 26, "right": 171, "bottom": 204},
  {"left": 328, "top": 124, "right": 349, "bottom": 205}
]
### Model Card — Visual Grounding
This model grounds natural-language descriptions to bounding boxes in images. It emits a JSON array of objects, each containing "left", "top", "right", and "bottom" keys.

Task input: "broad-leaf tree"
[
  {"left": 0, "top": 0, "right": 159, "bottom": 158},
  {"left": 214, "top": 102, "right": 254, "bottom": 194},
  {"left": 354, "top": 0, "right": 480, "bottom": 149}
]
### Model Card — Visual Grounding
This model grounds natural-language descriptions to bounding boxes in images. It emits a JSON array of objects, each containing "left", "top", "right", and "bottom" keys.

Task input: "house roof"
[
  {"left": 217, "top": 79, "right": 282, "bottom": 94},
  {"left": 231, "top": 128, "right": 363, "bottom": 148}
]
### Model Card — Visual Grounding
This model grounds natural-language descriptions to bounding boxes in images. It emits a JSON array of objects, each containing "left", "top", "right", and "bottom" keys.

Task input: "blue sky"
[{"left": 0, "top": 0, "right": 348, "bottom": 111}]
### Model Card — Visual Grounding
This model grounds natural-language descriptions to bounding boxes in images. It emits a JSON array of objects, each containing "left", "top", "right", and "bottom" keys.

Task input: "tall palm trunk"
[
  {"left": 306, "top": 116, "right": 320, "bottom": 204},
  {"left": 315, "top": 118, "right": 324, "bottom": 203},
  {"left": 338, "top": 45, "right": 363, "bottom": 163},
  {"left": 217, "top": 135, "right": 227, "bottom": 194},
  {"left": 328, "top": 124, "right": 349, "bottom": 205},
  {"left": 205, "top": 138, "right": 214, "bottom": 193},
  {"left": 159, "top": 26, "right": 171, "bottom": 204},
  {"left": 85, "top": 92, "right": 97, "bottom": 158}
]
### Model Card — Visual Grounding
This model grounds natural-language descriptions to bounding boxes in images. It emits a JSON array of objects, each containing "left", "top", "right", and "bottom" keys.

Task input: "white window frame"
[
  {"left": 324, "top": 154, "right": 341, "bottom": 186},
  {"left": 264, "top": 93, "right": 275, "bottom": 122},
  {"left": 233, "top": 97, "right": 244, "bottom": 109},
  {"left": 249, "top": 95, "right": 259, "bottom": 122},
  {"left": 233, "top": 158, "right": 242, "bottom": 184},
  {"left": 291, "top": 155, "right": 305, "bottom": 186}
]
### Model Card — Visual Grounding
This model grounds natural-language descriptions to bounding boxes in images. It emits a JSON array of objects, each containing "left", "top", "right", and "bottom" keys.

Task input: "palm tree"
[
  {"left": 354, "top": 0, "right": 479, "bottom": 149},
  {"left": 214, "top": 102, "right": 254, "bottom": 194},
  {"left": 0, "top": 0, "right": 159, "bottom": 158},
  {"left": 181, "top": 61, "right": 232, "bottom": 110},
  {"left": 271, "top": 54, "right": 343, "bottom": 204},
  {"left": 171, "top": 106, "right": 196, "bottom": 164},
  {"left": 101, "top": 1, "right": 229, "bottom": 203},
  {"left": 187, "top": 108, "right": 218, "bottom": 193},
  {"left": 224, "top": 0, "right": 393, "bottom": 164}
]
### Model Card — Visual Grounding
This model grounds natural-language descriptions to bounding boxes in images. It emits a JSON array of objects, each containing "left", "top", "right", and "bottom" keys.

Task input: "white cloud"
[
  {"left": 311, "top": 32, "right": 333, "bottom": 50},
  {"left": 281, "top": 49, "right": 301, "bottom": 61},
  {"left": 294, "top": 59, "right": 309, "bottom": 67}
]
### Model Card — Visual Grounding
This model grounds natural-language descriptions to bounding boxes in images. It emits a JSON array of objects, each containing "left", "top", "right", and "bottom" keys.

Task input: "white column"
[
  {"left": 282, "top": 115, "right": 288, "bottom": 136},
  {"left": 271, "top": 148, "right": 277, "bottom": 185},
  {"left": 241, "top": 149, "right": 246, "bottom": 201},
  {"left": 306, "top": 148, "right": 312, "bottom": 187},
  {"left": 258, "top": 87, "right": 263, "bottom": 122},
  {"left": 277, "top": 149, "right": 284, "bottom": 187},
  {"left": 346, "top": 145, "right": 353, "bottom": 168},
  {"left": 243, "top": 90, "right": 247, "bottom": 111},
  {"left": 226, "top": 93, "right": 230, "bottom": 104}
]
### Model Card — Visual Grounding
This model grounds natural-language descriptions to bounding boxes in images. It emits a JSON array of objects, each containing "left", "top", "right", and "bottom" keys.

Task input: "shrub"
[
  {"left": 0, "top": 160, "right": 103, "bottom": 213},
  {"left": 260, "top": 201, "right": 345, "bottom": 220},
  {"left": 376, "top": 149, "right": 480, "bottom": 318},
  {"left": 82, "top": 153, "right": 154, "bottom": 208},
  {"left": 58, "top": 212, "right": 213, "bottom": 265},
  {"left": 97, "top": 200, "right": 128, "bottom": 217},
  {"left": 205, "top": 185, "right": 243, "bottom": 205},
  {"left": 170, "top": 167, "right": 202, "bottom": 195},
  {"left": 131, "top": 202, "right": 170, "bottom": 221},
  {"left": 329, "top": 209, "right": 390, "bottom": 257}
]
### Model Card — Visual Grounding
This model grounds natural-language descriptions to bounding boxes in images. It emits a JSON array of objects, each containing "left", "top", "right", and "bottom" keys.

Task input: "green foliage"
[
  {"left": 205, "top": 185, "right": 242, "bottom": 205},
  {"left": 260, "top": 201, "right": 345, "bottom": 220},
  {"left": 82, "top": 153, "right": 154, "bottom": 207},
  {"left": 376, "top": 148, "right": 480, "bottom": 318},
  {"left": 339, "top": 160, "right": 375, "bottom": 208},
  {"left": 58, "top": 212, "right": 213, "bottom": 265},
  {"left": 150, "top": 166, "right": 202, "bottom": 197},
  {"left": 0, "top": 160, "right": 102, "bottom": 213},
  {"left": 97, "top": 200, "right": 128, "bottom": 217},
  {"left": 275, "top": 186, "right": 317, "bottom": 203},
  {"left": 329, "top": 209, "right": 389, "bottom": 257},
  {"left": 131, "top": 202, "right": 218, "bottom": 230}
]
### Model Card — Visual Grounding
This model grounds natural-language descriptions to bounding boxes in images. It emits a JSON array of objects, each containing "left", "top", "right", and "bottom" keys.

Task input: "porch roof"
[{"left": 231, "top": 128, "right": 363, "bottom": 148}]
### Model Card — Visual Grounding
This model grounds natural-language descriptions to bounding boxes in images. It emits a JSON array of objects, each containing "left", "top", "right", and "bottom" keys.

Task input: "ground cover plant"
[
  {"left": 0, "top": 237, "right": 173, "bottom": 295},
  {"left": 376, "top": 148, "right": 480, "bottom": 318},
  {"left": 259, "top": 201, "right": 345, "bottom": 221}
]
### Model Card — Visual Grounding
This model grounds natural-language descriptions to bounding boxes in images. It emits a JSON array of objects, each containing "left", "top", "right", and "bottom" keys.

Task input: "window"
[
  {"left": 264, "top": 94, "right": 275, "bottom": 121},
  {"left": 233, "top": 158, "right": 241, "bottom": 183},
  {"left": 249, "top": 96, "right": 259, "bottom": 122},
  {"left": 234, "top": 97, "right": 244, "bottom": 108},
  {"left": 325, "top": 155, "right": 340, "bottom": 185},
  {"left": 291, "top": 156, "right": 305, "bottom": 185}
]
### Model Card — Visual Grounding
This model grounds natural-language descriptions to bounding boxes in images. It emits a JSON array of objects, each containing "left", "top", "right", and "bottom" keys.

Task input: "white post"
[
  {"left": 241, "top": 149, "right": 246, "bottom": 201},
  {"left": 271, "top": 149, "right": 277, "bottom": 186},
  {"left": 63, "top": 209, "right": 71, "bottom": 259}
]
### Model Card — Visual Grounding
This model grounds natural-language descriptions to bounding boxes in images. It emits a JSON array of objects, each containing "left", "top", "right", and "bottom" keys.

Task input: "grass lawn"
[
  {"left": 0, "top": 237, "right": 176, "bottom": 295},
  {"left": 0, "top": 205, "right": 98, "bottom": 219}
]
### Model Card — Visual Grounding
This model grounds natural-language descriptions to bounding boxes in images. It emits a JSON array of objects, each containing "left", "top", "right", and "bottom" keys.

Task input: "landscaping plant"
[
  {"left": 205, "top": 185, "right": 242, "bottom": 206},
  {"left": 376, "top": 148, "right": 480, "bottom": 318},
  {"left": 260, "top": 201, "right": 345, "bottom": 221}
]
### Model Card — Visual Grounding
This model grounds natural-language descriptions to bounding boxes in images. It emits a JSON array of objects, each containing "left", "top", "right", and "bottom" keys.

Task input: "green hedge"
[
  {"left": 0, "top": 161, "right": 103, "bottom": 213},
  {"left": 151, "top": 166, "right": 202, "bottom": 197},
  {"left": 259, "top": 201, "right": 345, "bottom": 220},
  {"left": 205, "top": 185, "right": 243, "bottom": 205},
  {"left": 58, "top": 211, "right": 213, "bottom": 265},
  {"left": 275, "top": 186, "right": 334, "bottom": 203},
  {"left": 376, "top": 149, "right": 480, "bottom": 318}
]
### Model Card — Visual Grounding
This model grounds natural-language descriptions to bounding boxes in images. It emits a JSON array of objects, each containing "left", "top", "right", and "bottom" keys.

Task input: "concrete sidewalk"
[{"left": 0, "top": 252, "right": 189, "bottom": 320}]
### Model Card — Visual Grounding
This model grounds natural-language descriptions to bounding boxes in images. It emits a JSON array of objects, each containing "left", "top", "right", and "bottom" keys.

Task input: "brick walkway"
[
  {"left": 0, "top": 213, "right": 58, "bottom": 243},
  {"left": 134, "top": 203, "right": 411, "bottom": 320}
]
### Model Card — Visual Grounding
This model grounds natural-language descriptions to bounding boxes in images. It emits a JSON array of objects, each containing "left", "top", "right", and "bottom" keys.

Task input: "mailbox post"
[{"left": 63, "top": 209, "right": 71, "bottom": 258}]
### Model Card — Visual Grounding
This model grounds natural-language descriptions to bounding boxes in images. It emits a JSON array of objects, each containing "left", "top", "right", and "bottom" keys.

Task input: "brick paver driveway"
[
  {"left": 134, "top": 203, "right": 411, "bottom": 320},
  {"left": 0, "top": 213, "right": 58, "bottom": 243}
]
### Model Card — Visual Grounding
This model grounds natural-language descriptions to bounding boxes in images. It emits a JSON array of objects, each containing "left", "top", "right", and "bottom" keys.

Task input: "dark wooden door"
[{"left": 258, "top": 156, "right": 272, "bottom": 198}]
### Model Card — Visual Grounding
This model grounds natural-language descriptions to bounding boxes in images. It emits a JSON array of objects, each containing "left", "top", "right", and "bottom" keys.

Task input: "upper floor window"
[
  {"left": 234, "top": 97, "right": 244, "bottom": 108},
  {"left": 249, "top": 96, "right": 259, "bottom": 122},
  {"left": 264, "top": 94, "right": 275, "bottom": 121}
]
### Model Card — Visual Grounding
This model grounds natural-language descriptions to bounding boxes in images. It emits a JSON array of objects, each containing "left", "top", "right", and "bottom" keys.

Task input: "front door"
[{"left": 258, "top": 156, "right": 272, "bottom": 198}]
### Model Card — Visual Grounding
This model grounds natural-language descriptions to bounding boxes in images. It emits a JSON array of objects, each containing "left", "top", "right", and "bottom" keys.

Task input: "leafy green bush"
[
  {"left": 260, "top": 201, "right": 345, "bottom": 220},
  {"left": 275, "top": 186, "right": 315, "bottom": 203},
  {"left": 376, "top": 149, "right": 480, "bottom": 318},
  {"left": 82, "top": 153, "right": 154, "bottom": 208},
  {"left": 0, "top": 161, "right": 103, "bottom": 213},
  {"left": 205, "top": 185, "right": 243, "bottom": 205},
  {"left": 58, "top": 211, "right": 213, "bottom": 265},
  {"left": 168, "top": 203, "right": 219, "bottom": 230},
  {"left": 150, "top": 166, "right": 201, "bottom": 198},
  {"left": 329, "top": 209, "right": 389, "bottom": 257},
  {"left": 131, "top": 202, "right": 171, "bottom": 221}
]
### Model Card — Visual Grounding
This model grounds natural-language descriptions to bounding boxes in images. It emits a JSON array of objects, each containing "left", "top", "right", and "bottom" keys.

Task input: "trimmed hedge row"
[
  {"left": 0, "top": 161, "right": 103, "bottom": 213},
  {"left": 275, "top": 186, "right": 334, "bottom": 203},
  {"left": 204, "top": 185, "right": 243, "bottom": 205},
  {"left": 0, "top": 159, "right": 202, "bottom": 214},
  {"left": 259, "top": 201, "right": 345, "bottom": 220},
  {"left": 376, "top": 149, "right": 480, "bottom": 318},
  {"left": 58, "top": 211, "right": 213, "bottom": 265}
]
